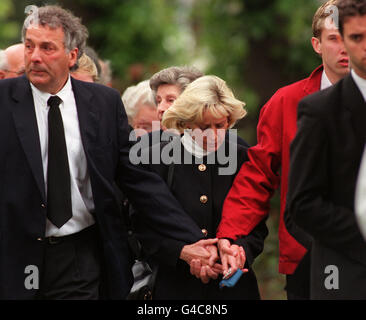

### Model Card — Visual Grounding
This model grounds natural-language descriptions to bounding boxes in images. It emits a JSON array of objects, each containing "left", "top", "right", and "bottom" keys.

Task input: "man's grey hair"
[
  {"left": 21, "top": 5, "right": 88, "bottom": 60},
  {"left": 149, "top": 66, "right": 203, "bottom": 102},
  {"left": 0, "top": 50, "right": 9, "bottom": 70},
  {"left": 122, "top": 80, "right": 156, "bottom": 125}
]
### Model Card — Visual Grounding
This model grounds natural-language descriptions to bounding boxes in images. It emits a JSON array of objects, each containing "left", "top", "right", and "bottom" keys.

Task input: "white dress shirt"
[
  {"left": 351, "top": 69, "right": 366, "bottom": 102},
  {"left": 321, "top": 70, "right": 332, "bottom": 90},
  {"left": 353, "top": 69, "right": 366, "bottom": 239},
  {"left": 31, "top": 76, "right": 95, "bottom": 237},
  {"left": 355, "top": 146, "right": 366, "bottom": 240}
]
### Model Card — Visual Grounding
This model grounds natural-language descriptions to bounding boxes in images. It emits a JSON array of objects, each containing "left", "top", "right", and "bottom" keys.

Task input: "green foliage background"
[{"left": 2, "top": 0, "right": 327, "bottom": 299}]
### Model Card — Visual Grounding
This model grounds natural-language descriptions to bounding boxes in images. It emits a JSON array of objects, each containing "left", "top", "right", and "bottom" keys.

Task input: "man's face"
[
  {"left": 312, "top": 24, "right": 349, "bottom": 83},
  {"left": 0, "top": 44, "right": 25, "bottom": 79},
  {"left": 24, "top": 24, "right": 78, "bottom": 94},
  {"left": 1, "top": 44, "right": 25, "bottom": 79},
  {"left": 132, "top": 104, "right": 159, "bottom": 135},
  {"left": 342, "top": 15, "right": 366, "bottom": 79}
]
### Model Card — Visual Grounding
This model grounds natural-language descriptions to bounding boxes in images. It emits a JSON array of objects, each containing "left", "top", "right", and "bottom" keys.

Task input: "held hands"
[
  {"left": 184, "top": 238, "right": 248, "bottom": 284},
  {"left": 180, "top": 238, "right": 222, "bottom": 284},
  {"left": 218, "top": 238, "right": 248, "bottom": 278},
  {"left": 180, "top": 238, "right": 219, "bottom": 266}
]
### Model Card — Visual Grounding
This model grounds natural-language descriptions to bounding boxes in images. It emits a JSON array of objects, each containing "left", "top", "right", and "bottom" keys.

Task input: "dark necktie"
[{"left": 47, "top": 95, "right": 72, "bottom": 228}]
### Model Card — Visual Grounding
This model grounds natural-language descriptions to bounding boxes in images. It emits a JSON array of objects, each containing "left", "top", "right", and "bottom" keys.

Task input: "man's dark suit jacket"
[
  {"left": 0, "top": 75, "right": 204, "bottom": 299},
  {"left": 287, "top": 74, "right": 366, "bottom": 299}
]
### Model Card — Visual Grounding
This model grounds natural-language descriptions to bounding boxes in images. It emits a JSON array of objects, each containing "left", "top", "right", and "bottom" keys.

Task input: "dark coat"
[
  {"left": 133, "top": 138, "right": 268, "bottom": 300},
  {"left": 287, "top": 74, "right": 366, "bottom": 299},
  {"left": 0, "top": 76, "right": 205, "bottom": 299}
]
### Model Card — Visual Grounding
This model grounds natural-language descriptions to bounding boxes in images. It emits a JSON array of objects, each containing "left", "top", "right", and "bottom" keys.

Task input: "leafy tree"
[{"left": 0, "top": 0, "right": 21, "bottom": 48}]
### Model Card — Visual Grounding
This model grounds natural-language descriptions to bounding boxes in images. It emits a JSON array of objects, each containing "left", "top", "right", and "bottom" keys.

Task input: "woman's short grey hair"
[
  {"left": 149, "top": 66, "right": 203, "bottom": 101},
  {"left": 21, "top": 5, "right": 88, "bottom": 60},
  {"left": 162, "top": 75, "right": 247, "bottom": 132},
  {"left": 122, "top": 80, "right": 157, "bottom": 125}
]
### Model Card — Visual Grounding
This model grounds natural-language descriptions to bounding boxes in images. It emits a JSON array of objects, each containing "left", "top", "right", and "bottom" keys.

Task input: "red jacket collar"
[{"left": 303, "top": 65, "right": 323, "bottom": 95}]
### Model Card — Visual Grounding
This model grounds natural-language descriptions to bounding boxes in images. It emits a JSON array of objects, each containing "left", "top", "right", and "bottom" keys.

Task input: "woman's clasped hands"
[{"left": 180, "top": 238, "right": 248, "bottom": 284}]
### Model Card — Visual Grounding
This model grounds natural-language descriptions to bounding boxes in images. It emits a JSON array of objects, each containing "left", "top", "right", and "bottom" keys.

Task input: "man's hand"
[
  {"left": 190, "top": 259, "right": 223, "bottom": 284},
  {"left": 179, "top": 238, "right": 219, "bottom": 266},
  {"left": 218, "top": 238, "right": 248, "bottom": 278},
  {"left": 188, "top": 243, "right": 223, "bottom": 284}
]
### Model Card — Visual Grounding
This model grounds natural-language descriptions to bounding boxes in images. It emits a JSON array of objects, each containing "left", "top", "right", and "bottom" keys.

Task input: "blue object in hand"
[{"left": 219, "top": 269, "right": 244, "bottom": 288}]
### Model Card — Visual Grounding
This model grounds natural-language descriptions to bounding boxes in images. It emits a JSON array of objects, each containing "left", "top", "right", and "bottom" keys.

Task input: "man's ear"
[
  {"left": 0, "top": 70, "right": 6, "bottom": 79},
  {"left": 311, "top": 36, "right": 322, "bottom": 56},
  {"left": 68, "top": 48, "right": 79, "bottom": 69}
]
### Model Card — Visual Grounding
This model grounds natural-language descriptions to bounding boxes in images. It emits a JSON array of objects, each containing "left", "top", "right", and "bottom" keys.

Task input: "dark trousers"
[
  {"left": 36, "top": 225, "right": 101, "bottom": 300},
  {"left": 285, "top": 251, "right": 311, "bottom": 300}
]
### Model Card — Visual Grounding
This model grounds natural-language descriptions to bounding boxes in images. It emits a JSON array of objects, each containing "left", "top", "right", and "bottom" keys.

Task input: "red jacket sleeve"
[{"left": 217, "top": 90, "right": 285, "bottom": 240}]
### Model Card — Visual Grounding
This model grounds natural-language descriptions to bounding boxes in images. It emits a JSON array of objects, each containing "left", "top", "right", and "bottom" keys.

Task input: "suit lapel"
[
  {"left": 343, "top": 75, "right": 366, "bottom": 143},
  {"left": 11, "top": 76, "right": 46, "bottom": 201},
  {"left": 71, "top": 78, "right": 100, "bottom": 158}
]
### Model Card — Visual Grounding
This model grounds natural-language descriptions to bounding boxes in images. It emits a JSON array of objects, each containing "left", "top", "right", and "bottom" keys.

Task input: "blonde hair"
[
  {"left": 162, "top": 75, "right": 247, "bottom": 132},
  {"left": 312, "top": 0, "right": 339, "bottom": 38},
  {"left": 73, "top": 53, "right": 98, "bottom": 82}
]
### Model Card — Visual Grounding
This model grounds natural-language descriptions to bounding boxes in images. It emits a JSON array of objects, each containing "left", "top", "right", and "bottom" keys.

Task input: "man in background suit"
[
  {"left": 287, "top": 0, "right": 366, "bottom": 299},
  {"left": 0, "top": 5, "right": 214, "bottom": 300}
]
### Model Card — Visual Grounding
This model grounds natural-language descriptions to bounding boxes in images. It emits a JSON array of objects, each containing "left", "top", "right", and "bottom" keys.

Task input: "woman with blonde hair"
[
  {"left": 71, "top": 53, "right": 98, "bottom": 83},
  {"left": 133, "top": 75, "right": 267, "bottom": 300}
]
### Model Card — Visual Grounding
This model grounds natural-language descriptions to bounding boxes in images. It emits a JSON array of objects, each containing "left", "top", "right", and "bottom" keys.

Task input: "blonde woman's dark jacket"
[{"left": 133, "top": 137, "right": 268, "bottom": 300}]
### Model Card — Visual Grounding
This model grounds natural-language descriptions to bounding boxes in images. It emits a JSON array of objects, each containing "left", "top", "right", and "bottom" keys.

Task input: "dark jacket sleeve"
[
  {"left": 287, "top": 98, "right": 365, "bottom": 253},
  {"left": 234, "top": 217, "right": 269, "bottom": 267},
  {"left": 129, "top": 140, "right": 190, "bottom": 267},
  {"left": 114, "top": 95, "right": 204, "bottom": 245},
  {"left": 132, "top": 218, "right": 187, "bottom": 267}
]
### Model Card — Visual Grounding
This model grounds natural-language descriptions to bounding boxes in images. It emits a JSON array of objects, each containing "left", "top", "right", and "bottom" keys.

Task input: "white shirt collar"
[
  {"left": 181, "top": 131, "right": 214, "bottom": 159},
  {"left": 30, "top": 76, "right": 73, "bottom": 107},
  {"left": 351, "top": 69, "right": 366, "bottom": 102},
  {"left": 321, "top": 70, "right": 332, "bottom": 90}
]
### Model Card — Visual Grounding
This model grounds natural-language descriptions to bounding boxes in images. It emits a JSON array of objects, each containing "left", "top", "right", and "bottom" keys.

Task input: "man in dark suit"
[
  {"left": 0, "top": 5, "right": 213, "bottom": 300},
  {"left": 287, "top": 0, "right": 366, "bottom": 299}
]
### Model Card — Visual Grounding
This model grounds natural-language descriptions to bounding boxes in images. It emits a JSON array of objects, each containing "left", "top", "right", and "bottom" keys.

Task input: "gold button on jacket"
[{"left": 198, "top": 164, "right": 206, "bottom": 172}]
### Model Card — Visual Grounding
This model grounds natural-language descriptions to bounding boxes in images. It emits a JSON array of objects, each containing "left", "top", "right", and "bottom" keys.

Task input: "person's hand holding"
[
  {"left": 189, "top": 259, "right": 223, "bottom": 284},
  {"left": 179, "top": 238, "right": 219, "bottom": 267},
  {"left": 188, "top": 243, "right": 222, "bottom": 284},
  {"left": 218, "top": 238, "right": 248, "bottom": 279}
]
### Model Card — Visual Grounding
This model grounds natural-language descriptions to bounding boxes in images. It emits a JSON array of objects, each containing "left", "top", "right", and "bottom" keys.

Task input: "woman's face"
[
  {"left": 187, "top": 109, "right": 229, "bottom": 152},
  {"left": 156, "top": 84, "right": 181, "bottom": 123}
]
